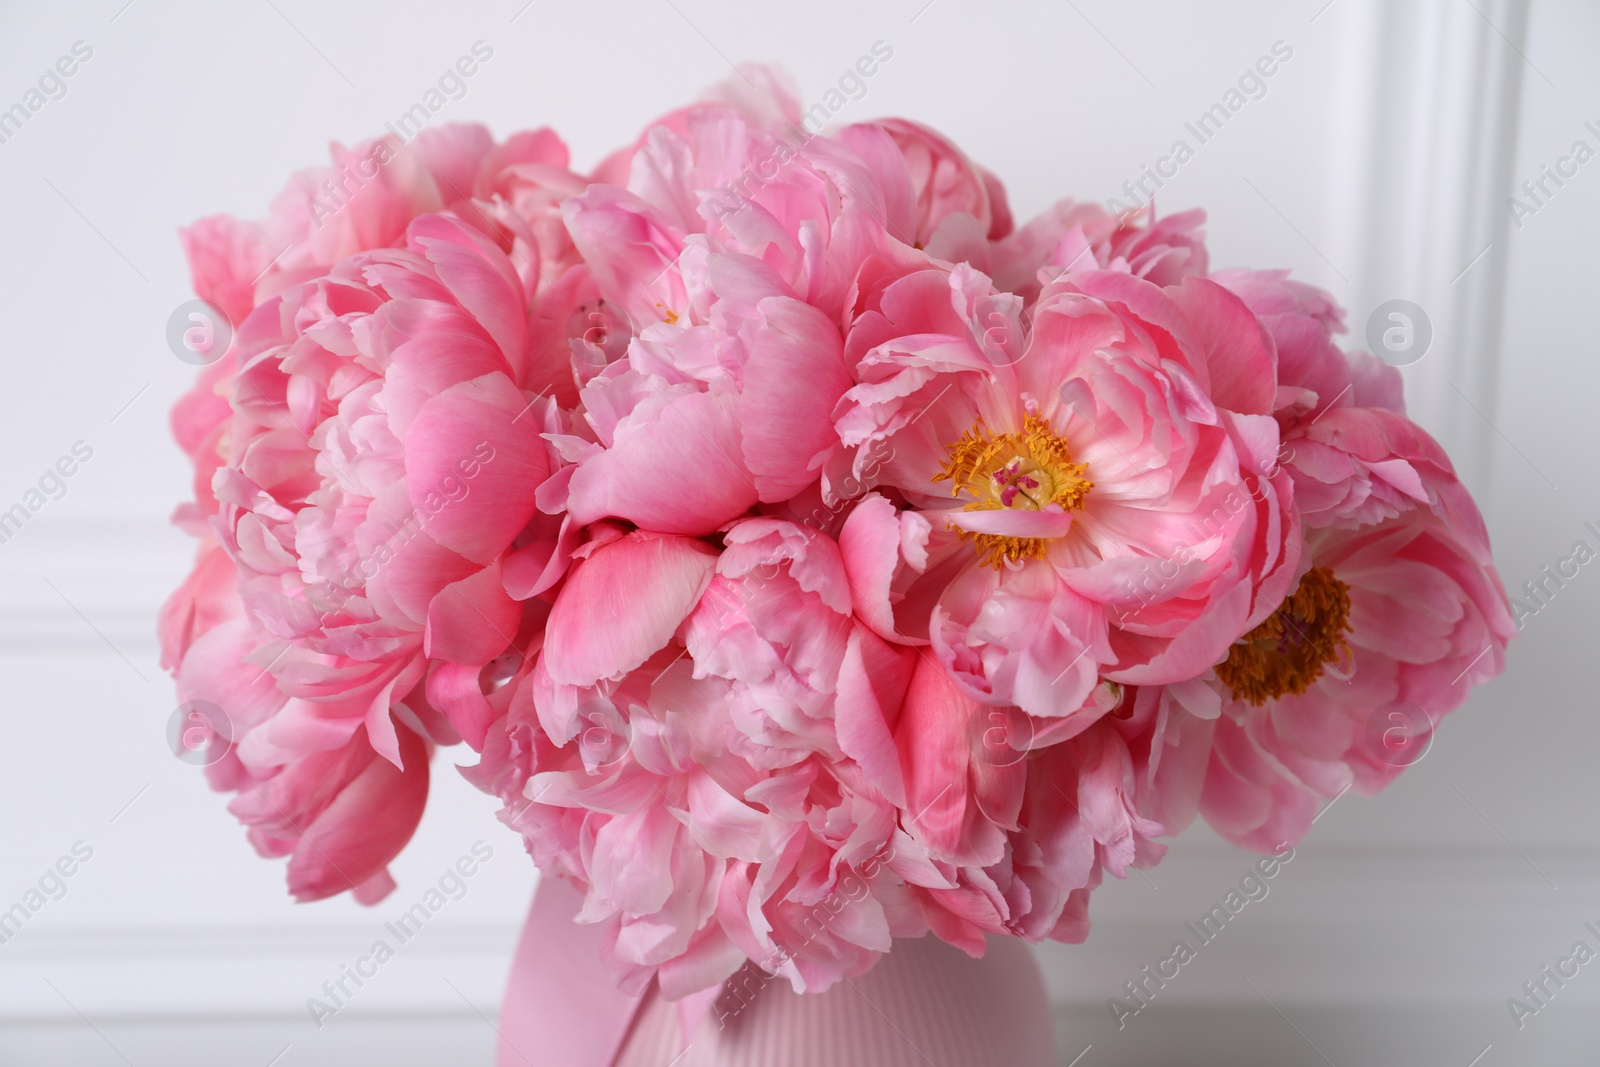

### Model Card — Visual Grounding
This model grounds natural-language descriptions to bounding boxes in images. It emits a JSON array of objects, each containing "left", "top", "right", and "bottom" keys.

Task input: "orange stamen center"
[{"left": 1215, "top": 567, "right": 1353, "bottom": 705}]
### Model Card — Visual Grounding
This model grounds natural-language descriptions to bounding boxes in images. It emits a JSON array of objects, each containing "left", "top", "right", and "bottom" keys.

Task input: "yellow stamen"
[{"left": 933, "top": 414, "right": 1092, "bottom": 568}]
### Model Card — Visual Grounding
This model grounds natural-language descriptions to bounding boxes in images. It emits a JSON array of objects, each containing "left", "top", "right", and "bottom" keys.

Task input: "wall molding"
[{"left": 1330, "top": 0, "right": 1529, "bottom": 498}]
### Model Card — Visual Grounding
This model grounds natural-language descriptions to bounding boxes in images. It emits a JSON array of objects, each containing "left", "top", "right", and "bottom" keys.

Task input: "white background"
[{"left": 0, "top": 0, "right": 1595, "bottom": 1064}]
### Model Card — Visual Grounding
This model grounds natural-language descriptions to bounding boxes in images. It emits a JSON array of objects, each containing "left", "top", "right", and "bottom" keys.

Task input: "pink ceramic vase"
[{"left": 498, "top": 879, "right": 1057, "bottom": 1067}]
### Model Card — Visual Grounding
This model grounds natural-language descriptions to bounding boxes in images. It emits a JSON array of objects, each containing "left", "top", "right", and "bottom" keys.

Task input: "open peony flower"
[
  {"left": 1157, "top": 273, "right": 1517, "bottom": 852},
  {"left": 553, "top": 111, "right": 914, "bottom": 536},
  {"left": 833, "top": 261, "right": 1299, "bottom": 725},
  {"left": 472, "top": 524, "right": 905, "bottom": 996},
  {"left": 214, "top": 212, "right": 553, "bottom": 756},
  {"left": 169, "top": 125, "right": 579, "bottom": 528},
  {"left": 1200, "top": 501, "right": 1513, "bottom": 851}
]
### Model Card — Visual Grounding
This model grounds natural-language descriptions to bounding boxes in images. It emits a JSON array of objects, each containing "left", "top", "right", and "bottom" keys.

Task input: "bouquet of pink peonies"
[{"left": 162, "top": 67, "right": 1513, "bottom": 998}]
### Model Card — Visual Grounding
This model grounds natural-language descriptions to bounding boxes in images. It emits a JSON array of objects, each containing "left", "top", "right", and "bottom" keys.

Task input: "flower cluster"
[{"left": 164, "top": 69, "right": 1512, "bottom": 995}]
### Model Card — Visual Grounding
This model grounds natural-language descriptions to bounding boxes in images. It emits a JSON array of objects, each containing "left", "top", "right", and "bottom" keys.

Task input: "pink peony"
[
  {"left": 838, "top": 117, "right": 1013, "bottom": 263},
  {"left": 833, "top": 262, "right": 1299, "bottom": 724},
  {"left": 1200, "top": 501, "right": 1513, "bottom": 850},
  {"left": 992, "top": 202, "right": 1210, "bottom": 306},
  {"left": 164, "top": 211, "right": 563, "bottom": 900},
  {"left": 169, "top": 606, "right": 438, "bottom": 903},
  {"left": 473, "top": 528, "right": 901, "bottom": 996},
  {"left": 588, "top": 64, "right": 806, "bottom": 189},
  {"left": 180, "top": 124, "right": 587, "bottom": 321},
  {"left": 229, "top": 710, "right": 432, "bottom": 903},
  {"left": 553, "top": 108, "right": 915, "bottom": 536},
  {"left": 1151, "top": 273, "right": 1517, "bottom": 852},
  {"left": 1214, "top": 268, "right": 1454, "bottom": 531}
]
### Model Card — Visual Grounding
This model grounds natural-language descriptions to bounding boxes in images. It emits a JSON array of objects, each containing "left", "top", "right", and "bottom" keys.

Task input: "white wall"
[{"left": 1, "top": 0, "right": 1593, "bottom": 1063}]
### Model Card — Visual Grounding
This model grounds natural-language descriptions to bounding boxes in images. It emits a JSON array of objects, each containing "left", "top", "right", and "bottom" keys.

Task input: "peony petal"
[
  {"left": 544, "top": 532, "right": 718, "bottom": 687},
  {"left": 1169, "top": 276, "right": 1278, "bottom": 415},
  {"left": 566, "top": 390, "right": 758, "bottom": 536},
  {"left": 738, "top": 296, "right": 852, "bottom": 501},
  {"left": 405, "top": 372, "right": 548, "bottom": 565},
  {"left": 896, "top": 655, "right": 972, "bottom": 861},
  {"left": 425, "top": 661, "right": 496, "bottom": 751},
  {"left": 409, "top": 214, "right": 530, "bottom": 380},
  {"left": 286, "top": 726, "right": 430, "bottom": 902},
  {"left": 425, "top": 560, "right": 519, "bottom": 665},
  {"left": 835, "top": 628, "right": 914, "bottom": 807}
]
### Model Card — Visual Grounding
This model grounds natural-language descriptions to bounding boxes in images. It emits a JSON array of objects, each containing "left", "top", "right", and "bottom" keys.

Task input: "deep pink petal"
[
  {"left": 287, "top": 727, "right": 430, "bottom": 901},
  {"left": 896, "top": 655, "right": 972, "bottom": 861},
  {"left": 405, "top": 372, "right": 548, "bottom": 565},
  {"left": 566, "top": 391, "right": 758, "bottom": 536},
  {"left": 835, "top": 627, "right": 914, "bottom": 807},
  {"left": 738, "top": 297, "right": 852, "bottom": 501},
  {"left": 425, "top": 560, "right": 519, "bottom": 665},
  {"left": 544, "top": 532, "right": 718, "bottom": 687}
]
